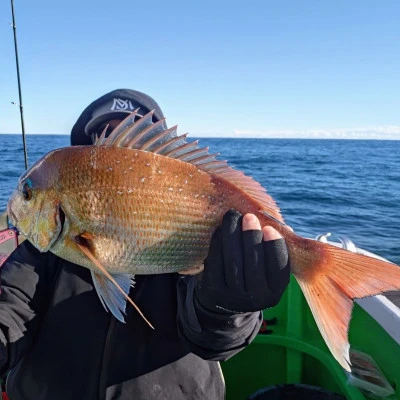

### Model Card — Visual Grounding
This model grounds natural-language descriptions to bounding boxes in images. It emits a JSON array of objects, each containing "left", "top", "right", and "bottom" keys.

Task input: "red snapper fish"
[{"left": 7, "top": 110, "right": 400, "bottom": 371}]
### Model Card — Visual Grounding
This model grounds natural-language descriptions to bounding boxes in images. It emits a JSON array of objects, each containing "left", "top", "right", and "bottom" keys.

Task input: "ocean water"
[{"left": 0, "top": 135, "right": 399, "bottom": 263}]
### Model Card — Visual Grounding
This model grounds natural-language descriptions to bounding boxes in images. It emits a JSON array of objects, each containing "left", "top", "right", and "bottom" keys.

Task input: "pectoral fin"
[{"left": 75, "top": 233, "right": 154, "bottom": 329}]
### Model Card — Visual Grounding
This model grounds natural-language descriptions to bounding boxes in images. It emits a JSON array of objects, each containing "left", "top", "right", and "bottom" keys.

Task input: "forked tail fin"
[{"left": 291, "top": 237, "right": 400, "bottom": 371}]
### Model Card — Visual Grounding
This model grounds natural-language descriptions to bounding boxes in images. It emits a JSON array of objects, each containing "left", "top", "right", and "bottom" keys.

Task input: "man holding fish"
[{"left": 0, "top": 89, "right": 291, "bottom": 399}]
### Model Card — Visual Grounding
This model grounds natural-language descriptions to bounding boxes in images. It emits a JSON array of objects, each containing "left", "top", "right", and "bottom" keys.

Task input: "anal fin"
[
  {"left": 179, "top": 265, "right": 204, "bottom": 275},
  {"left": 91, "top": 270, "right": 134, "bottom": 323}
]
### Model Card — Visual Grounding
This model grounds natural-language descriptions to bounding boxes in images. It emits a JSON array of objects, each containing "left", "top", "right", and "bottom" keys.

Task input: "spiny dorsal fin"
[{"left": 95, "top": 111, "right": 284, "bottom": 224}]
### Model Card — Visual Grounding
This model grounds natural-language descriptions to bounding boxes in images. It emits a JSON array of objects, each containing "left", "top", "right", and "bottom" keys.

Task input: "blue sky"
[{"left": 1, "top": 0, "right": 399, "bottom": 138}]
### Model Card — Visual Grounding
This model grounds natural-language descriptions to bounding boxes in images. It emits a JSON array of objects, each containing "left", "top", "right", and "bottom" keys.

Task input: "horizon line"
[{"left": 1, "top": 132, "right": 400, "bottom": 141}]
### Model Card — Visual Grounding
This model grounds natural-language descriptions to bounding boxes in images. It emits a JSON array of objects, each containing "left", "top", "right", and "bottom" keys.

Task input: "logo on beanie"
[{"left": 111, "top": 98, "right": 135, "bottom": 111}]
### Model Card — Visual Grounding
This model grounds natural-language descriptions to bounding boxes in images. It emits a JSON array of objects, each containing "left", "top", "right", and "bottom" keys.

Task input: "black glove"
[{"left": 195, "top": 210, "right": 290, "bottom": 314}]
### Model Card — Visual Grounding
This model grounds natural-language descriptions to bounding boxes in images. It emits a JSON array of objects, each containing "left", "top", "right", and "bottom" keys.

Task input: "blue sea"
[{"left": 0, "top": 135, "right": 399, "bottom": 263}]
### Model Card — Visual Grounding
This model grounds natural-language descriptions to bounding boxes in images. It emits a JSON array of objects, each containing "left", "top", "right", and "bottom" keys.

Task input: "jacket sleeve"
[
  {"left": 0, "top": 241, "right": 58, "bottom": 375},
  {"left": 176, "top": 275, "right": 262, "bottom": 361}
]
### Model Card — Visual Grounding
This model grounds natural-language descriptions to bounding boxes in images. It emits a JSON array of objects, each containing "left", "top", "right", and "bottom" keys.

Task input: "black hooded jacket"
[{"left": 0, "top": 241, "right": 261, "bottom": 400}]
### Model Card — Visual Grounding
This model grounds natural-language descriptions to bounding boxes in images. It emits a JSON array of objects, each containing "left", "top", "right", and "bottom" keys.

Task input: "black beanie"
[{"left": 70, "top": 89, "right": 165, "bottom": 145}]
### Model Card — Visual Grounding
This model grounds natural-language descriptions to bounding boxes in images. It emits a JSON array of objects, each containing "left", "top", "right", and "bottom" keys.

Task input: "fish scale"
[{"left": 44, "top": 146, "right": 225, "bottom": 274}]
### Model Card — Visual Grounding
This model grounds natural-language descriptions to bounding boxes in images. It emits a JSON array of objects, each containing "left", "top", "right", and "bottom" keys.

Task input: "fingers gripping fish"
[{"left": 7, "top": 109, "right": 400, "bottom": 372}]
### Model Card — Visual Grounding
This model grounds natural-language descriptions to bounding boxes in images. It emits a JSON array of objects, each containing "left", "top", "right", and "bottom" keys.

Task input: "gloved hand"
[{"left": 195, "top": 210, "right": 290, "bottom": 314}]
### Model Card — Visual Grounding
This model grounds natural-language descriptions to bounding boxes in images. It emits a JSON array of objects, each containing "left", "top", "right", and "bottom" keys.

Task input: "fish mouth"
[
  {"left": 7, "top": 207, "right": 16, "bottom": 227},
  {"left": 7, "top": 202, "right": 26, "bottom": 236}
]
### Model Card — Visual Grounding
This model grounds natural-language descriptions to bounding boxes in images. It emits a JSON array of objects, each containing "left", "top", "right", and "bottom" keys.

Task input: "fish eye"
[{"left": 22, "top": 182, "right": 33, "bottom": 201}]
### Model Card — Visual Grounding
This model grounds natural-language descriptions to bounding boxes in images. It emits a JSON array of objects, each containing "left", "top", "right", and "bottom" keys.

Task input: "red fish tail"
[{"left": 290, "top": 236, "right": 400, "bottom": 371}]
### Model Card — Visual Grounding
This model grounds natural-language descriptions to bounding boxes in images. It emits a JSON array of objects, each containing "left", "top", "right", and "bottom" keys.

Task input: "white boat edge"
[{"left": 356, "top": 295, "right": 400, "bottom": 346}]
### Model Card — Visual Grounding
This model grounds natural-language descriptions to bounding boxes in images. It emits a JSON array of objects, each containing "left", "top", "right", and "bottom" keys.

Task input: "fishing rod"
[{"left": 10, "top": 0, "right": 28, "bottom": 170}]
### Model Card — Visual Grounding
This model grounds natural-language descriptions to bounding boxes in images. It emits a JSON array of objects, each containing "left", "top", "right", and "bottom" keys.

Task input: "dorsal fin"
[{"left": 94, "top": 111, "right": 284, "bottom": 224}]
